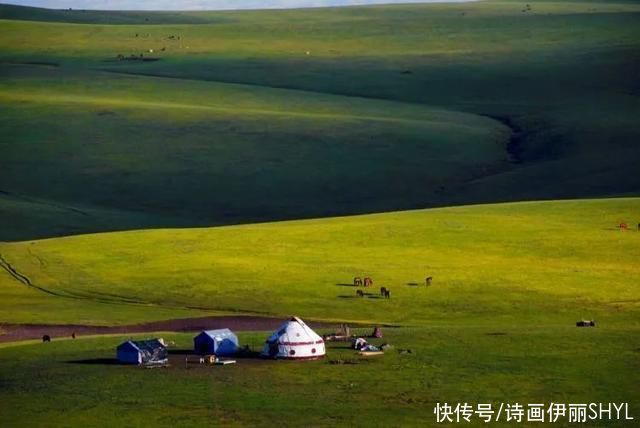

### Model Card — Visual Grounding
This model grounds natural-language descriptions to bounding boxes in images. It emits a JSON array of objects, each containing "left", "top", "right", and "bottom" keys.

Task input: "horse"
[
  {"left": 619, "top": 222, "right": 628, "bottom": 230},
  {"left": 354, "top": 277, "right": 363, "bottom": 286},
  {"left": 426, "top": 276, "right": 433, "bottom": 286},
  {"left": 364, "top": 277, "right": 373, "bottom": 287},
  {"left": 384, "top": 289, "right": 391, "bottom": 299},
  {"left": 356, "top": 290, "right": 364, "bottom": 297},
  {"left": 42, "top": 335, "right": 51, "bottom": 343},
  {"left": 380, "top": 286, "right": 387, "bottom": 296}
]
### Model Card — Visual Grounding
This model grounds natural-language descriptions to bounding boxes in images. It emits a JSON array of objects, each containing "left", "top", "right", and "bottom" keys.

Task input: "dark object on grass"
[
  {"left": 353, "top": 277, "right": 363, "bottom": 286},
  {"left": 398, "top": 348, "right": 412, "bottom": 354},
  {"left": 42, "top": 335, "right": 51, "bottom": 343},
  {"left": 384, "top": 289, "right": 391, "bottom": 299},
  {"left": 380, "top": 286, "right": 387, "bottom": 296},
  {"left": 371, "top": 326, "right": 383, "bottom": 338},
  {"left": 117, "top": 339, "right": 168, "bottom": 365},
  {"left": 364, "top": 277, "right": 373, "bottom": 287},
  {"left": 71, "top": 332, "right": 76, "bottom": 339},
  {"left": 356, "top": 289, "right": 364, "bottom": 297},
  {"left": 576, "top": 320, "right": 596, "bottom": 327},
  {"left": 426, "top": 276, "right": 433, "bottom": 286}
]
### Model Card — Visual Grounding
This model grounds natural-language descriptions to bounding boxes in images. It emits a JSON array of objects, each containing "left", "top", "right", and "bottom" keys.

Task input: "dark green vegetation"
[
  {"left": 1, "top": 0, "right": 639, "bottom": 240},
  {"left": 1, "top": 328, "right": 638, "bottom": 427}
]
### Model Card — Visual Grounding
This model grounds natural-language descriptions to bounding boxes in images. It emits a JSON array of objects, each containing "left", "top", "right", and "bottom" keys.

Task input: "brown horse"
[{"left": 364, "top": 277, "right": 373, "bottom": 287}]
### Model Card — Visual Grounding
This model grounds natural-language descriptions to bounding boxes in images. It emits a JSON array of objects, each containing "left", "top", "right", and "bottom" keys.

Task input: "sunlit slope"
[
  {"left": 1, "top": 198, "right": 638, "bottom": 325},
  {"left": 0, "top": 65, "right": 507, "bottom": 240}
]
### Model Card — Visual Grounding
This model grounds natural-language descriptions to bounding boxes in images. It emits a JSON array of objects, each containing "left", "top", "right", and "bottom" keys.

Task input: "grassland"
[
  {"left": 0, "top": 327, "right": 638, "bottom": 427},
  {"left": 0, "top": 2, "right": 639, "bottom": 426},
  {"left": 1, "top": 198, "right": 638, "bottom": 326},
  {"left": 0, "top": 198, "right": 639, "bottom": 426},
  {"left": 1, "top": 0, "right": 639, "bottom": 240}
]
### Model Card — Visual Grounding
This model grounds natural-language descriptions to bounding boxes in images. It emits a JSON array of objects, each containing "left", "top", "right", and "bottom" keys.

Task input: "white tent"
[{"left": 261, "top": 316, "right": 326, "bottom": 360}]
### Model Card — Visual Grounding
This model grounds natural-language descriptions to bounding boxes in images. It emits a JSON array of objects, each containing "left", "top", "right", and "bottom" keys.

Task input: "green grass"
[
  {"left": 1, "top": 0, "right": 639, "bottom": 240},
  {"left": 0, "top": 3, "right": 639, "bottom": 425},
  {"left": 1, "top": 198, "right": 638, "bottom": 326},
  {"left": 0, "top": 327, "right": 638, "bottom": 427}
]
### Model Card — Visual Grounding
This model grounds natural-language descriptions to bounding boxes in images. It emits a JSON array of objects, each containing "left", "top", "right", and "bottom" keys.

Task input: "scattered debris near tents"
[{"left": 116, "top": 338, "right": 168, "bottom": 366}]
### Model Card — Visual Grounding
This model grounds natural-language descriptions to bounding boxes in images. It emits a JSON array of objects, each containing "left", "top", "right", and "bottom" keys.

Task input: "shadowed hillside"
[{"left": 1, "top": 1, "right": 639, "bottom": 240}]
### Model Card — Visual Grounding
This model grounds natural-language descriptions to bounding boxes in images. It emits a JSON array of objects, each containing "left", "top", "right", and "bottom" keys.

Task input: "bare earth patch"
[{"left": 0, "top": 316, "right": 335, "bottom": 344}]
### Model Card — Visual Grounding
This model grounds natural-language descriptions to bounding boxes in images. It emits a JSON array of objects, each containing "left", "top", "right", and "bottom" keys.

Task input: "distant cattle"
[
  {"left": 364, "top": 277, "right": 373, "bottom": 287},
  {"left": 42, "top": 335, "right": 51, "bottom": 343},
  {"left": 426, "top": 277, "right": 433, "bottom": 286},
  {"left": 383, "top": 289, "right": 391, "bottom": 299},
  {"left": 356, "top": 290, "right": 364, "bottom": 297},
  {"left": 354, "top": 277, "right": 363, "bottom": 287},
  {"left": 619, "top": 222, "right": 628, "bottom": 230},
  {"left": 380, "top": 286, "right": 387, "bottom": 296}
]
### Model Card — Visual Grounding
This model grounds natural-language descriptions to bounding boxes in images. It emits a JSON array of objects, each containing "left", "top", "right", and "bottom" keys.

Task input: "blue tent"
[
  {"left": 193, "top": 329, "right": 239, "bottom": 356},
  {"left": 116, "top": 339, "right": 168, "bottom": 365}
]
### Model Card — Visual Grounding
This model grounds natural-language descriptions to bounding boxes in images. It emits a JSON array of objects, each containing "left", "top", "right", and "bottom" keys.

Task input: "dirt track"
[{"left": 0, "top": 316, "right": 335, "bottom": 344}]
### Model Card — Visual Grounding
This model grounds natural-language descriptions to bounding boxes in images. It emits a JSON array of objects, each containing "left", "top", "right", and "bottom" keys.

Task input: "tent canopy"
[
  {"left": 262, "top": 316, "right": 325, "bottom": 360},
  {"left": 194, "top": 328, "right": 239, "bottom": 356}
]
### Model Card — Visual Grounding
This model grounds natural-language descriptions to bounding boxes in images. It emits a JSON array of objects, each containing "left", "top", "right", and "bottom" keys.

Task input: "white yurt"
[{"left": 261, "top": 316, "right": 326, "bottom": 360}]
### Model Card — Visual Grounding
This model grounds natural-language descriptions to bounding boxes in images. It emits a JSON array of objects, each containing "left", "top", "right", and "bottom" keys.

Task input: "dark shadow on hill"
[
  {"left": 0, "top": 4, "right": 232, "bottom": 25},
  {"left": 480, "top": 114, "right": 526, "bottom": 164}
]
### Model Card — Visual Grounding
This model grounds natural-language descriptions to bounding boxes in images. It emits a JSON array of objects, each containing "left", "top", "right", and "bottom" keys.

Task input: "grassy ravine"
[{"left": 1, "top": 0, "right": 640, "bottom": 240}]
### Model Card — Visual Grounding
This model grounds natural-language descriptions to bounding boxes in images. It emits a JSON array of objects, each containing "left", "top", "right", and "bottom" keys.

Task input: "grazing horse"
[
  {"left": 364, "top": 277, "right": 373, "bottom": 287},
  {"left": 619, "top": 222, "right": 628, "bottom": 230},
  {"left": 356, "top": 289, "right": 364, "bottom": 297},
  {"left": 42, "top": 335, "right": 51, "bottom": 343},
  {"left": 380, "top": 286, "right": 387, "bottom": 296},
  {"left": 426, "top": 277, "right": 433, "bottom": 286},
  {"left": 384, "top": 289, "right": 391, "bottom": 299},
  {"left": 354, "top": 277, "right": 363, "bottom": 286}
]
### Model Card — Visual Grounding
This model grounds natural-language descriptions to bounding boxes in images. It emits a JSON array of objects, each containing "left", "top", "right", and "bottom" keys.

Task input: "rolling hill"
[
  {"left": 1, "top": 0, "right": 639, "bottom": 240},
  {"left": 1, "top": 198, "right": 638, "bottom": 326}
]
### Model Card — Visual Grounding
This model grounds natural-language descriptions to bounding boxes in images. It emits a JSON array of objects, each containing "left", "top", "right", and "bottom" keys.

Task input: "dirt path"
[{"left": 0, "top": 315, "right": 336, "bottom": 344}]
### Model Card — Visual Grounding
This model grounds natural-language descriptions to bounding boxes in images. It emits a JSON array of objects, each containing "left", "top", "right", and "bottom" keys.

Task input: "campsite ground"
[
  {"left": 0, "top": 327, "right": 638, "bottom": 427},
  {"left": 0, "top": 0, "right": 639, "bottom": 426}
]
